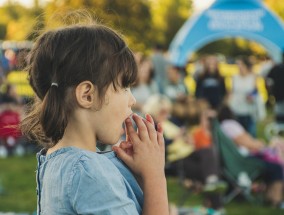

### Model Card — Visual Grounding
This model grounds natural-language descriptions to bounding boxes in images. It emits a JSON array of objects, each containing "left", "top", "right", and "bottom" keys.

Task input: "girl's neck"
[
  {"left": 47, "top": 112, "right": 97, "bottom": 155},
  {"left": 47, "top": 138, "right": 97, "bottom": 155}
]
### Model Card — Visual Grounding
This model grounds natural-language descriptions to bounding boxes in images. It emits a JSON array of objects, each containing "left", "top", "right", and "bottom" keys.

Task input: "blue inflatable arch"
[{"left": 169, "top": 0, "right": 284, "bottom": 66}]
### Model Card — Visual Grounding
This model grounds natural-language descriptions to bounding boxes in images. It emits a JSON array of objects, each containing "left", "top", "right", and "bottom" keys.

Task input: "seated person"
[
  {"left": 164, "top": 66, "right": 188, "bottom": 103},
  {"left": 143, "top": 95, "right": 225, "bottom": 211},
  {"left": 0, "top": 84, "right": 22, "bottom": 105},
  {"left": 0, "top": 100, "right": 22, "bottom": 156},
  {"left": 218, "top": 105, "right": 284, "bottom": 207}
]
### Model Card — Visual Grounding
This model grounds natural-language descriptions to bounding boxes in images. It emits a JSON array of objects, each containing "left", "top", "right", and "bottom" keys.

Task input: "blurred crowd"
[
  {"left": 131, "top": 45, "right": 284, "bottom": 212},
  {"left": 1, "top": 43, "right": 284, "bottom": 213},
  {"left": 0, "top": 47, "right": 37, "bottom": 158}
]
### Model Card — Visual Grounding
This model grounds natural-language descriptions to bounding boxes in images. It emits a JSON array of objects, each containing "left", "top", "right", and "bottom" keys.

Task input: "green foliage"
[
  {"left": 0, "top": 23, "right": 7, "bottom": 39},
  {"left": 163, "top": 0, "right": 192, "bottom": 48},
  {"left": 44, "top": 0, "right": 153, "bottom": 51},
  {"left": 0, "top": 0, "right": 191, "bottom": 51},
  {"left": 149, "top": 0, "right": 192, "bottom": 48},
  {"left": 0, "top": 3, "right": 42, "bottom": 40}
]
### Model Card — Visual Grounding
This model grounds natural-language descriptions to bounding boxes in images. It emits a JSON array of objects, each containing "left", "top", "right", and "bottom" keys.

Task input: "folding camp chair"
[{"left": 210, "top": 118, "right": 266, "bottom": 204}]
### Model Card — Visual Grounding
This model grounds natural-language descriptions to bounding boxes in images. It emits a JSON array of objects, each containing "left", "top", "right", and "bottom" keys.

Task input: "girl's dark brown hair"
[{"left": 21, "top": 24, "right": 137, "bottom": 147}]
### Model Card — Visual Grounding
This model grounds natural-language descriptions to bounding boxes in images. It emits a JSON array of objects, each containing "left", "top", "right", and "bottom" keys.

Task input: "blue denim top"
[{"left": 36, "top": 147, "right": 143, "bottom": 215}]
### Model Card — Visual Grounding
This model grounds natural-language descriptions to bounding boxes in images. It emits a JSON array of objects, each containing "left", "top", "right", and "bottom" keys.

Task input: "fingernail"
[
  {"left": 146, "top": 114, "right": 152, "bottom": 122},
  {"left": 157, "top": 123, "right": 163, "bottom": 132},
  {"left": 125, "top": 118, "right": 131, "bottom": 123}
]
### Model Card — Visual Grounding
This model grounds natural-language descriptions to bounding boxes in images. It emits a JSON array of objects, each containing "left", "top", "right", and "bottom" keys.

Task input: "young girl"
[{"left": 21, "top": 23, "right": 169, "bottom": 215}]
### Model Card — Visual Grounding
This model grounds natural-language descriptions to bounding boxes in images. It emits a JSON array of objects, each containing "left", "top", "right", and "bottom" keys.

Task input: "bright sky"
[
  {"left": 0, "top": 0, "right": 215, "bottom": 11},
  {"left": 193, "top": 0, "right": 215, "bottom": 12},
  {"left": 0, "top": 0, "right": 48, "bottom": 7}
]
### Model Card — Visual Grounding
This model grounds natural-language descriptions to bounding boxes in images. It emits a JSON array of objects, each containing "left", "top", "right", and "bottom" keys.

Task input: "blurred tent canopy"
[{"left": 169, "top": 0, "right": 284, "bottom": 66}]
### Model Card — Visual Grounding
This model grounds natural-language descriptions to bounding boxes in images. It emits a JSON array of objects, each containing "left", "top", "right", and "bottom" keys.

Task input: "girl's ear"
[{"left": 75, "top": 81, "right": 97, "bottom": 108}]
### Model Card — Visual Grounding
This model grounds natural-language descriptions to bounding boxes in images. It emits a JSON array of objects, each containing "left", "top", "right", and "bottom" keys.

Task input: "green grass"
[
  {"left": 0, "top": 154, "right": 283, "bottom": 214},
  {"left": 167, "top": 177, "right": 283, "bottom": 215},
  {"left": 0, "top": 155, "right": 37, "bottom": 213}
]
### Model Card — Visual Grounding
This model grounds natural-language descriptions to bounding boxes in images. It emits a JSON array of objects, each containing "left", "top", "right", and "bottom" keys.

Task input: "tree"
[
  {"left": 0, "top": 24, "right": 7, "bottom": 39},
  {"left": 44, "top": 0, "right": 152, "bottom": 51},
  {"left": 0, "top": 3, "right": 41, "bottom": 40},
  {"left": 0, "top": 0, "right": 193, "bottom": 52},
  {"left": 149, "top": 0, "right": 192, "bottom": 48}
]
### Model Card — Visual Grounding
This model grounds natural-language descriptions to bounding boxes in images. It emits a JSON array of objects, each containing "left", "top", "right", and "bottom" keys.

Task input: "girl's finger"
[
  {"left": 118, "top": 141, "right": 133, "bottom": 155},
  {"left": 157, "top": 122, "right": 163, "bottom": 133},
  {"left": 157, "top": 123, "right": 165, "bottom": 146},
  {"left": 125, "top": 117, "right": 140, "bottom": 144},
  {"left": 146, "top": 114, "right": 155, "bottom": 126},
  {"left": 112, "top": 146, "right": 133, "bottom": 165},
  {"left": 142, "top": 117, "right": 157, "bottom": 142},
  {"left": 132, "top": 114, "right": 149, "bottom": 141},
  {"left": 119, "top": 141, "right": 130, "bottom": 150}
]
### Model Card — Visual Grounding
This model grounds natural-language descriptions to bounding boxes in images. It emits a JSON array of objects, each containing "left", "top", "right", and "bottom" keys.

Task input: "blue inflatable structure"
[{"left": 169, "top": 0, "right": 284, "bottom": 66}]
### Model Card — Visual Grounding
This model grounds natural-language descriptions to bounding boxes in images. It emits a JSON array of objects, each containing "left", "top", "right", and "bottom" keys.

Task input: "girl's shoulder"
[
  {"left": 70, "top": 148, "right": 122, "bottom": 178},
  {"left": 39, "top": 147, "right": 121, "bottom": 179},
  {"left": 56, "top": 148, "right": 127, "bottom": 193}
]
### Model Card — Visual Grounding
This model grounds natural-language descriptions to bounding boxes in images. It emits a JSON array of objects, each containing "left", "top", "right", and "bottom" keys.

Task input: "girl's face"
[{"left": 93, "top": 83, "right": 136, "bottom": 145}]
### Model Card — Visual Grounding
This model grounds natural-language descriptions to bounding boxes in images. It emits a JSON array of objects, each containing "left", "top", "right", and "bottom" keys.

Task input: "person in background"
[
  {"left": 193, "top": 55, "right": 207, "bottom": 81},
  {"left": 195, "top": 55, "right": 226, "bottom": 110},
  {"left": 0, "top": 84, "right": 22, "bottom": 105},
  {"left": 229, "top": 57, "right": 258, "bottom": 137},
  {"left": 0, "top": 100, "right": 22, "bottom": 157},
  {"left": 132, "top": 56, "right": 158, "bottom": 115},
  {"left": 164, "top": 66, "right": 188, "bottom": 103},
  {"left": 218, "top": 105, "right": 284, "bottom": 208},
  {"left": 143, "top": 95, "right": 226, "bottom": 213},
  {"left": 0, "top": 50, "right": 10, "bottom": 75},
  {"left": 259, "top": 56, "right": 275, "bottom": 78},
  {"left": 266, "top": 55, "right": 284, "bottom": 123},
  {"left": 151, "top": 44, "right": 169, "bottom": 95}
]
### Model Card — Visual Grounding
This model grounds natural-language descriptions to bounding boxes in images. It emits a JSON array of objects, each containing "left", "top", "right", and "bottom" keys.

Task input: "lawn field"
[
  {"left": 0, "top": 154, "right": 283, "bottom": 214},
  {"left": 0, "top": 155, "right": 37, "bottom": 213}
]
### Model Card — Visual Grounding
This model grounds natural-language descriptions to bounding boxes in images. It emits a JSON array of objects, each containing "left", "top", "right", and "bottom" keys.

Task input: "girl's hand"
[
  {"left": 119, "top": 141, "right": 133, "bottom": 156},
  {"left": 113, "top": 114, "right": 165, "bottom": 180}
]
